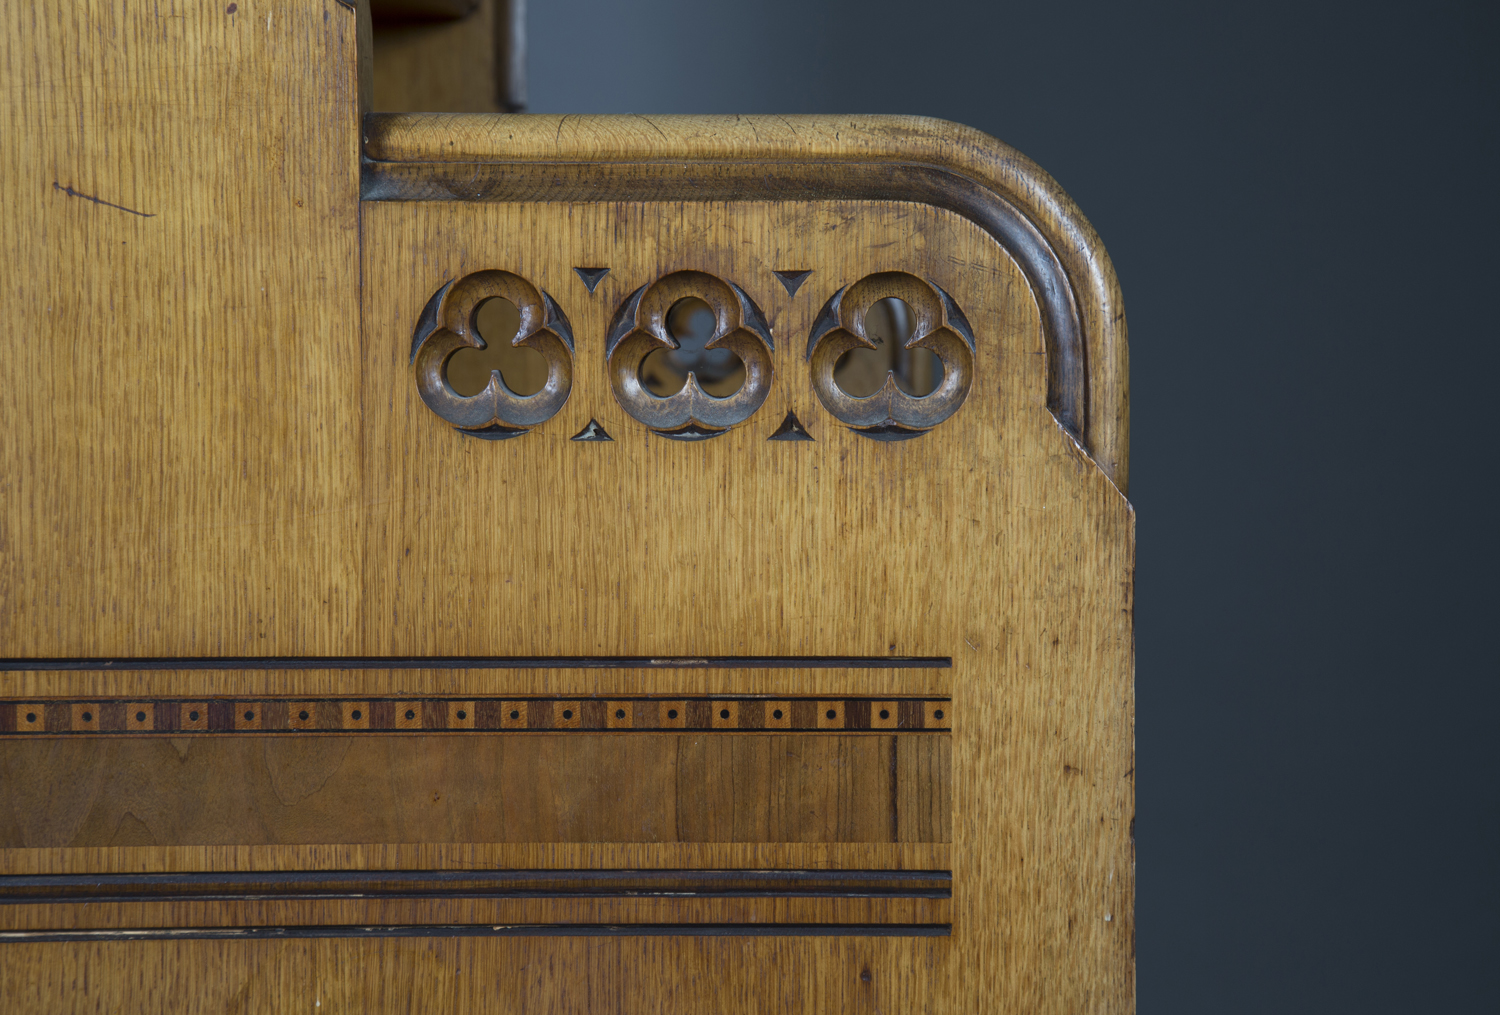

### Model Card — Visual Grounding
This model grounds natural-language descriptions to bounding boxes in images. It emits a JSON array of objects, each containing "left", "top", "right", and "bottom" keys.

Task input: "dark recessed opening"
[
  {"left": 456, "top": 710, "right": 467, "bottom": 720},
  {"left": 81, "top": 711, "right": 92, "bottom": 722},
  {"left": 719, "top": 708, "right": 730, "bottom": 719},
  {"left": 879, "top": 709, "right": 890, "bottom": 720},
  {"left": 136, "top": 711, "right": 147, "bottom": 722},
  {"left": 639, "top": 296, "right": 745, "bottom": 397},
  {"left": 351, "top": 710, "right": 362, "bottom": 721},
  {"left": 405, "top": 709, "right": 416, "bottom": 720},
  {"left": 189, "top": 711, "right": 200, "bottom": 722},
  {"left": 667, "top": 709, "right": 679, "bottom": 719},
  {"left": 934, "top": 709, "right": 944, "bottom": 720},
  {"left": 25, "top": 712, "right": 36, "bottom": 723},
  {"left": 243, "top": 711, "right": 254, "bottom": 721},
  {"left": 833, "top": 297, "right": 943, "bottom": 398},
  {"left": 298, "top": 710, "right": 309, "bottom": 721},
  {"left": 509, "top": 710, "right": 520, "bottom": 720},
  {"left": 772, "top": 709, "right": 783, "bottom": 720},
  {"left": 615, "top": 709, "right": 626, "bottom": 719},
  {"left": 562, "top": 709, "right": 573, "bottom": 720},
  {"left": 826, "top": 709, "right": 837, "bottom": 720},
  {"left": 446, "top": 296, "right": 549, "bottom": 397}
]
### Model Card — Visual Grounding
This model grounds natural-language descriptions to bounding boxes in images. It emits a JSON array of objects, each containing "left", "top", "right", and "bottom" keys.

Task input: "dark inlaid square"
[
  {"left": 737, "top": 699, "right": 765, "bottom": 730},
  {"left": 99, "top": 702, "right": 127, "bottom": 731},
  {"left": 207, "top": 701, "right": 235, "bottom": 731},
  {"left": 260, "top": 700, "right": 289, "bottom": 730},
  {"left": 581, "top": 700, "right": 608, "bottom": 729},
  {"left": 898, "top": 700, "right": 925, "bottom": 730},
  {"left": 316, "top": 701, "right": 343, "bottom": 730},
  {"left": 369, "top": 700, "right": 396, "bottom": 729},
  {"left": 791, "top": 700, "right": 818, "bottom": 729},
  {"left": 155, "top": 702, "right": 180, "bottom": 731},
  {"left": 686, "top": 700, "right": 712, "bottom": 729},
  {"left": 527, "top": 699, "right": 552, "bottom": 729},
  {"left": 844, "top": 699, "right": 872, "bottom": 730},
  {"left": 476, "top": 700, "right": 507, "bottom": 729}
]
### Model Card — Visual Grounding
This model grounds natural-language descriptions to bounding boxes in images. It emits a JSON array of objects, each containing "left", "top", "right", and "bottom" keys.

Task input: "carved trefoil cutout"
[
  {"left": 411, "top": 271, "right": 574, "bottom": 436},
  {"left": 606, "top": 270, "right": 775, "bottom": 439},
  {"left": 807, "top": 272, "right": 975, "bottom": 439}
]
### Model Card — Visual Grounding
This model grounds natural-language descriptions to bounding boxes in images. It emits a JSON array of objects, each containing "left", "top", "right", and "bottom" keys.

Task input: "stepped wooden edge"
[{"left": 360, "top": 112, "right": 1130, "bottom": 494}]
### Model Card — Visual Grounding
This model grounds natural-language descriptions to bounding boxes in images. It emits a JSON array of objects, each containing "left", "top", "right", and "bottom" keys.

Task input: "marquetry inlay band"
[{"left": 0, "top": 698, "right": 952, "bottom": 736}]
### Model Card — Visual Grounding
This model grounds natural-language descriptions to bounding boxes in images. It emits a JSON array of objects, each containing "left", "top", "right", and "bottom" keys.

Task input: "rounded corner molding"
[
  {"left": 410, "top": 270, "right": 574, "bottom": 433},
  {"left": 361, "top": 114, "right": 1130, "bottom": 491},
  {"left": 807, "top": 272, "right": 975, "bottom": 435},
  {"left": 605, "top": 270, "right": 775, "bottom": 435}
]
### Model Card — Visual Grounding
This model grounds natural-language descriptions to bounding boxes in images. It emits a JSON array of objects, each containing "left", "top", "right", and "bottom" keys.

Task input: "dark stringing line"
[
  {"left": 0, "top": 923, "right": 951, "bottom": 943},
  {"left": 0, "top": 655, "right": 951, "bottom": 672}
]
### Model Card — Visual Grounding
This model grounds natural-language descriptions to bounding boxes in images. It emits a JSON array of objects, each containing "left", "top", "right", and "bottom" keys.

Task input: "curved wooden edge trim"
[{"left": 359, "top": 113, "right": 1129, "bottom": 492}]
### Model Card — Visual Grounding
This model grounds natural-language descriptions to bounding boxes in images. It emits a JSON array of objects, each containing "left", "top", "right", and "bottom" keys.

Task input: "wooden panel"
[
  {"left": 0, "top": 734, "right": 949, "bottom": 848},
  {"left": 0, "top": 1, "right": 366, "bottom": 659},
  {"left": 0, "top": 2, "right": 1132, "bottom": 1010}
]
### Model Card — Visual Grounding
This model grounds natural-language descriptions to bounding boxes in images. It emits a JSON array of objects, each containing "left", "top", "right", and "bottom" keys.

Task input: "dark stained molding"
[{"left": 0, "top": 656, "right": 951, "bottom": 671}]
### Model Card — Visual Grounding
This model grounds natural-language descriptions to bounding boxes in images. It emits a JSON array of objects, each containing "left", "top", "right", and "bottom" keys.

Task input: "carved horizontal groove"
[
  {"left": 0, "top": 697, "right": 952, "bottom": 735},
  {"left": 0, "top": 655, "right": 949, "bottom": 672},
  {"left": 0, "top": 923, "right": 951, "bottom": 943},
  {"left": 0, "top": 869, "right": 952, "bottom": 904},
  {"left": 361, "top": 156, "right": 1087, "bottom": 442},
  {"left": 0, "top": 869, "right": 951, "bottom": 888}
]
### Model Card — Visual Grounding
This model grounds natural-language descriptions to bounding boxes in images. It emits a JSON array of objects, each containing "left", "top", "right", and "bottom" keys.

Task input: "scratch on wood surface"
[
  {"left": 636, "top": 115, "right": 669, "bottom": 142},
  {"left": 52, "top": 182, "right": 154, "bottom": 218}
]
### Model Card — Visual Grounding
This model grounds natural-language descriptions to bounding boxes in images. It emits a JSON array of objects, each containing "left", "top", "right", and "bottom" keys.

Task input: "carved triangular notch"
[
  {"left": 773, "top": 269, "right": 812, "bottom": 296},
  {"left": 768, "top": 410, "right": 814, "bottom": 442},
  {"left": 574, "top": 267, "right": 611, "bottom": 294},
  {"left": 570, "top": 418, "right": 613, "bottom": 442}
]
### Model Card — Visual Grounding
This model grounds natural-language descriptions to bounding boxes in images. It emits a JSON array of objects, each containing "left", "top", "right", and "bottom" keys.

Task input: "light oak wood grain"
[{"left": 0, "top": 0, "right": 1132, "bottom": 1009}]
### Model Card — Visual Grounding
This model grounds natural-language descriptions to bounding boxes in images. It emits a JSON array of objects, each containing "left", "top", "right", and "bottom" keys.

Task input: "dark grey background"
[{"left": 528, "top": 1, "right": 1498, "bottom": 1010}]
